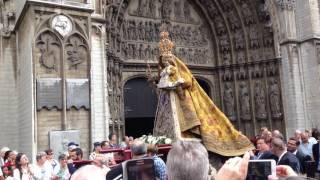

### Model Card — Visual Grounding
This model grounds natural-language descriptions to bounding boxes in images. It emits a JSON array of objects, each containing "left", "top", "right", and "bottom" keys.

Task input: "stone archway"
[{"left": 105, "top": 0, "right": 285, "bottom": 137}]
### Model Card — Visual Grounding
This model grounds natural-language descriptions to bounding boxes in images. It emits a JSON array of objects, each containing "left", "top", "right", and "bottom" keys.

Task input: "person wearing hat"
[
  {"left": 67, "top": 142, "right": 79, "bottom": 157},
  {"left": 89, "top": 142, "right": 102, "bottom": 160}
]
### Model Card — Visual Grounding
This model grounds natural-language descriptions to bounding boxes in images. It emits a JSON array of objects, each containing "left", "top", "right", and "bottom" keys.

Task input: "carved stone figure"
[
  {"left": 161, "top": 0, "right": 172, "bottom": 21},
  {"left": 220, "top": 0, "right": 233, "bottom": 11},
  {"left": 145, "top": 45, "right": 152, "bottom": 59},
  {"left": 132, "top": 44, "right": 137, "bottom": 59},
  {"left": 36, "top": 32, "right": 60, "bottom": 72},
  {"left": 137, "top": 21, "right": 144, "bottom": 40},
  {"left": 206, "top": 1, "right": 218, "bottom": 19},
  {"left": 183, "top": 1, "right": 192, "bottom": 23},
  {"left": 220, "top": 35, "right": 230, "bottom": 53},
  {"left": 228, "top": 11, "right": 240, "bottom": 31},
  {"left": 269, "top": 79, "right": 282, "bottom": 118},
  {"left": 263, "top": 27, "right": 274, "bottom": 47},
  {"left": 234, "top": 31, "right": 245, "bottom": 50},
  {"left": 174, "top": 1, "right": 182, "bottom": 21},
  {"left": 254, "top": 81, "right": 267, "bottom": 120},
  {"left": 222, "top": 51, "right": 231, "bottom": 65},
  {"left": 65, "top": 35, "right": 87, "bottom": 70},
  {"left": 239, "top": 82, "right": 251, "bottom": 120},
  {"left": 138, "top": 44, "right": 144, "bottom": 60},
  {"left": 215, "top": 17, "right": 226, "bottom": 36},
  {"left": 224, "top": 82, "right": 236, "bottom": 121},
  {"left": 144, "top": 21, "right": 150, "bottom": 42},
  {"left": 249, "top": 26, "right": 260, "bottom": 49},
  {"left": 237, "top": 51, "right": 245, "bottom": 63},
  {"left": 241, "top": 3, "right": 254, "bottom": 25},
  {"left": 122, "top": 20, "right": 128, "bottom": 40},
  {"left": 136, "top": 0, "right": 144, "bottom": 16},
  {"left": 149, "top": 21, "right": 154, "bottom": 42},
  {"left": 121, "top": 42, "right": 128, "bottom": 58}
]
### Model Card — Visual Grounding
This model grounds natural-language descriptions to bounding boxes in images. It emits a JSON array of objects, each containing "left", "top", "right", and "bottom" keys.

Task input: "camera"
[{"left": 246, "top": 159, "right": 276, "bottom": 180}]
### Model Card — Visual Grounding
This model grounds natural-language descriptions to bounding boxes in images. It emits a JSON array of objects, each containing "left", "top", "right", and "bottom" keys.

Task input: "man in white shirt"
[
  {"left": 32, "top": 151, "right": 54, "bottom": 180},
  {"left": 298, "top": 132, "right": 316, "bottom": 158}
]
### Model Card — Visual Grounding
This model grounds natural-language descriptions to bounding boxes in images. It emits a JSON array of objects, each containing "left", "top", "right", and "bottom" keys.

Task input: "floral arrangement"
[{"left": 138, "top": 135, "right": 172, "bottom": 145}]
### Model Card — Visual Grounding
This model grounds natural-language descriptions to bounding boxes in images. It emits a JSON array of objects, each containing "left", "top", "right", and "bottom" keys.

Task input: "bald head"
[
  {"left": 131, "top": 139, "right": 147, "bottom": 157},
  {"left": 71, "top": 165, "right": 106, "bottom": 180}
]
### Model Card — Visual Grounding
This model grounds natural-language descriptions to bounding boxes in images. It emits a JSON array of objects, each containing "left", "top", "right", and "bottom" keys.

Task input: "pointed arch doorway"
[{"left": 123, "top": 77, "right": 158, "bottom": 138}]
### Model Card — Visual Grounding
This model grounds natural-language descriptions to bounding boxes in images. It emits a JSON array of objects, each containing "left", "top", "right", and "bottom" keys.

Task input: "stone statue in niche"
[
  {"left": 137, "top": 21, "right": 144, "bottom": 41},
  {"left": 136, "top": 0, "right": 144, "bottom": 16},
  {"left": 241, "top": 3, "right": 255, "bottom": 25},
  {"left": 224, "top": 82, "right": 236, "bottom": 121},
  {"left": 223, "top": 69, "right": 233, "bottom": 81},
  {"left": 149, "top": 22, "right": 155, "bottom": 42},
  {"left": 206, "top": 1, "right": 218, "bottom": 19},
  {"left": 127, "top": 44, "right": 133, "bottom": 59},
  {"left": 183, "top": 1, "right": 193, "bottom": 23},
  {"left": 215, "top": 17, "right": 226, "bottom": 36},
  {"left": 239, "top": 82, "right": 251, "bottom": 120},
  {"left": 186, "top": 27, "right": 192, "bottom": 44},
  {"left": 174, "top": 1, "right": 182, "bottom": 21},
  {"left": 122, "top": 20, "right": 128, "bottom": 40},
  {"left": 145, "top": 45, "right": 152, "bottom": 60},
  {"left": 132, "top": 44, "right": 137, "bottom": 59},
  {"left": 234, "top": 31, "right": 245, "bottom": 50},
  {"left": 237, "top": 51, "right": 245, "bottom": 63},
  {"left": 254, "top": 81, "right": 267, "bottom": 120},
  {"left": 145, "top": 0, "right": 156, "bottom": 18},
  {"left": 65, "top": 36, "right": 87, "bottom": 70},
  {"left": 161, "top": 0, "right": 171, "bottom": 21},
  {"left": 138, "top": 44, "right": 144, "bottom": 60},
  {"left": 199, "top": 25, "right": 208, "bottom": 45},
  {"left": 237, "top": 66, "right": 247, "bottom": 80},
  {"left": 220, "top": 35, "right": 230, "bottom": 53},
  {"left": 121, "top": 42, "right": 128, "bottom": 58},
  {"left": 36, "top": 32, "right": 60, "bottom": 72},
  {"left": 154, "top": 23, "right": 160, "bottom": 41},
  {"left": 269, "top": 78, "right": 282, "bottom": 118},
  {"left": 228, "top": 11, "right": 240, "bottom": 31},
  {"left": 144, "top": 21, "right": 150, "bottom": 42},
  {"left": 220, "top": 0, "right": 233, "bottom": 11},
  {"left": 263, "top": 27, "right": 274, "bottom": 47},
  {"left": 222, "top": 51, "right": 231, "bottom": 65},
  {"left": 153, "top": 46, "right": 159, "bottom": 58},
  {"left": 116, "top": 33, "right": 121, "bottom": 52},
  {"left": 249, "top": 26, "right": 260, "bottom": 49}
]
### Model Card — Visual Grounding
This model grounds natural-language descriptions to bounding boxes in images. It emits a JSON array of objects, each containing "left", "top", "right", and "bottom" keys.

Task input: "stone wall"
[
  {"left": 16, "top": 9, "right": 35, "bottom": 159},
  {"left": 0, "top": 35, "right": 18, "bottom": 150}
]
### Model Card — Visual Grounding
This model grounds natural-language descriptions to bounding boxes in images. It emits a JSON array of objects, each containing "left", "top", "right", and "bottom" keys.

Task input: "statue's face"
[{"left": 161, "top": 55, "right": 173, "bottom": 67}]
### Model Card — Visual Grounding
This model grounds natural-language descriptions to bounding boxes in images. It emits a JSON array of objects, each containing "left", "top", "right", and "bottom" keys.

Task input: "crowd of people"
[{"left": 1, "top": 129, "right": 320, "bottom": 180}]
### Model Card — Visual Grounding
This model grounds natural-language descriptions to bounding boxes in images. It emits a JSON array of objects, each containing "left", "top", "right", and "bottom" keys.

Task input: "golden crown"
[{"left": 159, "top": 31, "right": 174, "bottom": 56}]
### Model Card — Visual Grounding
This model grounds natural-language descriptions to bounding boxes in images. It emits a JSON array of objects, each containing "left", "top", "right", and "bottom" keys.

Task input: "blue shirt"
[{"left": 153, "top": 155, "right": 166, "bottom": 180}]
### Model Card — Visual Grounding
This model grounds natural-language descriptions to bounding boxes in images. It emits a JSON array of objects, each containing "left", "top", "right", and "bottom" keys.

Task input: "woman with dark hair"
[
  {"left": 45, "top": 149, "right": 58, "bottom": 170},
  {"left": 3, "top": 151, "right": 16, "bottom": 170},
  {"left": 13, "top": 153, "right": 33, "bottom": 180}
]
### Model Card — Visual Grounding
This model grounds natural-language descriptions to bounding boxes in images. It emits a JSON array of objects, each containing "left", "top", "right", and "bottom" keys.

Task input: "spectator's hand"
[
  {"left": 268, "top": 165, "right": 298, "bottom": 180},
  {"left": 215, "top": 152, "right": 250, "bottom": 180}
]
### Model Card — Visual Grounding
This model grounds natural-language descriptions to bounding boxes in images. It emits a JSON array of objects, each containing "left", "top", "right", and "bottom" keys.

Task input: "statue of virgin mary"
[{"left": 153, "top": 31, "right": 254, "bottom": 156}]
